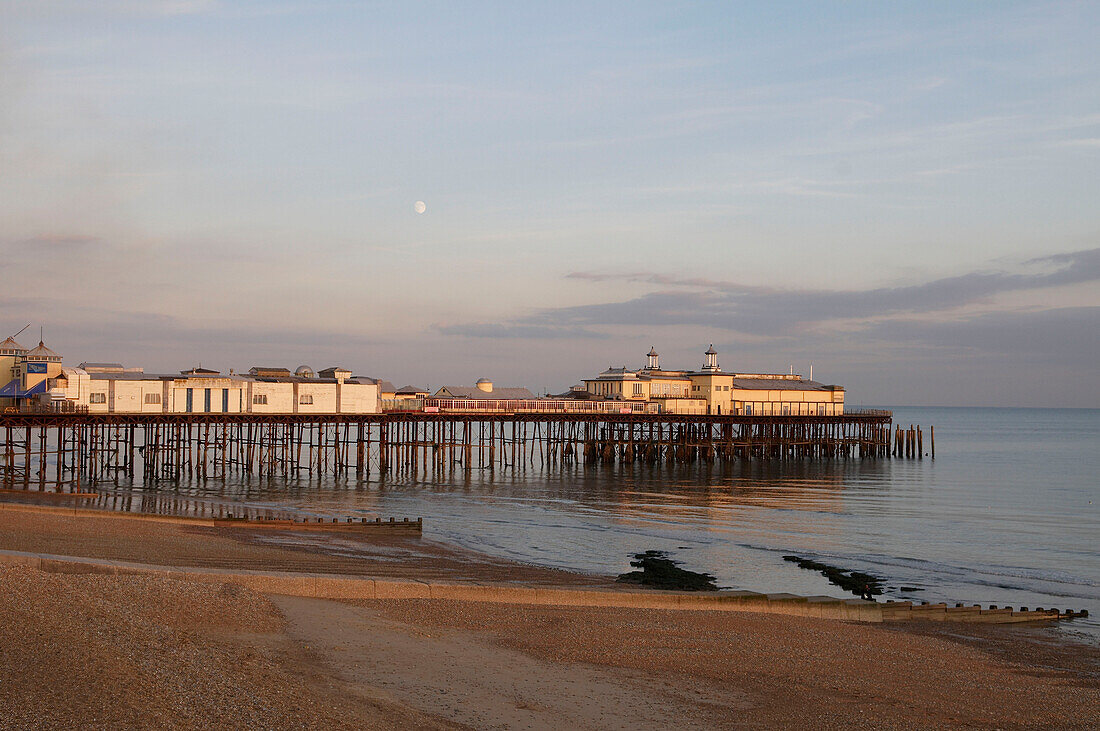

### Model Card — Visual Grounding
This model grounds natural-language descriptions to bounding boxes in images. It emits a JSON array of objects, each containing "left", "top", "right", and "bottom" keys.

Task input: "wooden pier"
[{"left": 0, "top": 410, "right": 927, "bottom": 489}]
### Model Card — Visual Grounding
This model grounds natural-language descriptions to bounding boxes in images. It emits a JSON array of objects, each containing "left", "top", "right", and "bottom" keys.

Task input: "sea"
[{"left": 89, "top": 407, "right": 1100, "bottom": 643}]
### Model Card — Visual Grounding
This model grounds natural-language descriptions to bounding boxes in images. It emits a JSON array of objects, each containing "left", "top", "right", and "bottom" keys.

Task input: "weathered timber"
[{"left": 0, "top": 411, "right": 919, "bottom": 487}]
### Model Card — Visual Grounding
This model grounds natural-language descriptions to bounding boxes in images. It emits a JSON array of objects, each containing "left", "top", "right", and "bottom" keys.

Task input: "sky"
[{"left": 1, "top": 1, "right": 1098, "bottom": 406}]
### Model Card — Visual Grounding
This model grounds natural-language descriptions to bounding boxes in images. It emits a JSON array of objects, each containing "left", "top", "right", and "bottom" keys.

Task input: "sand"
[
  {"left": 0, "top": 505, "right": 1098, "bottom": 729},
  {"left": 0, "top": 565, "right": 449, "bottom": 730},
  {"left": 0, "top": 506, "right": 607, "bottom": 585}
]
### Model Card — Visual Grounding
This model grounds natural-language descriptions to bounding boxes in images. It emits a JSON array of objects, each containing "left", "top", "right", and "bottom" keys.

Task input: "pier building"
[
  {"left": 0, "top": 336, "right": 29, "bottom": 409},
  {"left": 42, "top": 365, "right": 381, "bottom": 415},
  {"left": 0, "top": 335, "right": 63, "bottom": 409},
  {"left": 581, "top": 346, "right": 845, "bottom": 416}
]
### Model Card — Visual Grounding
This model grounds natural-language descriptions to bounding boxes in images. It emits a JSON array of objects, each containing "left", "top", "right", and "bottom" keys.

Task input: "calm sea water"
[{"left": 94, "top": 407, "right": 1100, "bottom": 642}]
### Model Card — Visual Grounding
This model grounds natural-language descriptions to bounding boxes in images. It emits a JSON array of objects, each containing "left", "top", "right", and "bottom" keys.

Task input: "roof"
[
  {"left": 0, "top": 337, "right": 27, "bottom": 353},
  {"left": 396, "top": 385, "right": 427, "bottom": 394},
  {"left": 376, "top": 380, "right": 398, "bottom": 393},
  {"left": 731, "top": 378, "right": 831, "bottom": 392},
  {"left": 25, "top": 341, "right": 61, "bottom": 359},
  {"left": 88, "top": 372, "right": 178, "bottom": 381},
  {"left": 0, "top": 378, "right": 47, "bottom": 398},
  {"left": 434, "top": 385, "right": 536, "bottom": 400},
  {"left": 705, "top": 344, "right": 717, "bottom": 355},
  {"left": 594, "top": 367, "right": 638, "bottom": 380},
  {"left": 648, "top": 347, "right": 659, "bottom": 356},
  {"left": 249, "top": 367, "right": 291, "bottom": 376},
  {"left": 549, "top": 389, "right": 602, "bottom": 401},
  {"left": 640, "top": 370, "right": 690, "bottom": 380}
]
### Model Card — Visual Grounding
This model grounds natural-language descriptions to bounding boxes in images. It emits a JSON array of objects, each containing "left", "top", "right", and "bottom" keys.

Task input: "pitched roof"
[
  {"left": 396, "top": 385, "right": 427, "bottom": 394},
  {"left": 434, "top": 385, "right": 536, "bottom": 400},
  {"left": 25, "top": 341, "right": 61, "bottom": 359},
  {"left": 0, "top": 337, "right": 27, "bottom": 352},
  {"left": 731, "top": 378, "right": 831, "bottom": 392},
  {"left": 249, "top": 366, "right": 291, "bottom": 376}
]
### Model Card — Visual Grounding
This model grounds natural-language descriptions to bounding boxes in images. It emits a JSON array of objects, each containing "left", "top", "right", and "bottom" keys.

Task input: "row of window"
[
  {"left": 89, "top": 392, "right": 320, "bottom": 407},
  {"left": 89, "top": 392, "right": 162, "bottom": 404},
  {"left": 252, "top": 394, "right": 315, "bottom": 405},
  {"left": 693, "top": 385, "right": 732, "bottom": 392}
]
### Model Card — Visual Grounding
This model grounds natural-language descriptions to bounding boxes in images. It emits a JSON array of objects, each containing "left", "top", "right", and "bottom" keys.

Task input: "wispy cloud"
[
  {"left": 8, "top": 234, "right": 103, "bottom": 248},
  {"left": 446, "top": 247, "right": 1100, "bottom": 339}
]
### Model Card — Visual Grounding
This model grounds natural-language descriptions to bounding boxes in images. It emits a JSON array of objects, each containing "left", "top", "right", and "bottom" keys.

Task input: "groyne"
[{"left": 0, "top": 548, "right": 1081, "bottom": 625}]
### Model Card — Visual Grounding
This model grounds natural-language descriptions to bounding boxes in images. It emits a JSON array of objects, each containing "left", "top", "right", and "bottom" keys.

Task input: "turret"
[
  {"left": 702, "top": 344, "right": 720, "bottom": 372},
  {"left": 646, "top": 347, "right": 659, "bottom": 370}
]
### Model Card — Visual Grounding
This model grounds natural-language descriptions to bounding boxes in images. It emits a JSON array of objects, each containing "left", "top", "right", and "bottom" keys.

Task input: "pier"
[{"left": 0, "top": 410, "right": 929, "bottom": 489}]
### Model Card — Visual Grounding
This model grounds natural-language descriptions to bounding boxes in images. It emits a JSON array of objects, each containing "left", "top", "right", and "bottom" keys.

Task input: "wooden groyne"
[
  {"left": 0, "top": 546, "right": 1082, "bottom": 625},
  {"left": 0, "top": 411, "right": 927, "bottom": 488},
  {"left": 0, "top": 501, "right": 422, "bottom": 534}
]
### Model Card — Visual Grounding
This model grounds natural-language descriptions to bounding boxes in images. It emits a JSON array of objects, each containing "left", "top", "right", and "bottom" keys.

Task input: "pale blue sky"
[{"left": 2, "top": 1, "right": 1098, "bottom": 405}]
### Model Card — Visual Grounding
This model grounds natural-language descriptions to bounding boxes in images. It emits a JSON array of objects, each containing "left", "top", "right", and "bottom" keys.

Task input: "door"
[
  {"left": 204, "top": 389, "right": 211, "bottom": 412},
  {"left": 222, "top": 389, "right": 229, "bottom": 412},
  {"left": 185, "top": 389, "right": 193, "bottom": 412}
]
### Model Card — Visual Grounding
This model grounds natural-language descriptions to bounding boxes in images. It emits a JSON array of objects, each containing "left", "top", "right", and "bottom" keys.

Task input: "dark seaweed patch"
[
  {"left": 616, "top": 550, "right": 718, "bottom": 591},
  {"left": 783, "top": 555, "right": 885, "bottom": 597}
]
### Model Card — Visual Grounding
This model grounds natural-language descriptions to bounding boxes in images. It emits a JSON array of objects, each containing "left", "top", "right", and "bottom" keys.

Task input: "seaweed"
[
  {"left": 783, "top": 555, "right": 885, "bottom": 597},
  {"left": 616, "top": 550, "right": 718, "bottom": 591}
]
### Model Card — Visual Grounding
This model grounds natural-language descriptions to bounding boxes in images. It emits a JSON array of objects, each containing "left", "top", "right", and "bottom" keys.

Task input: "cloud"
[
  {"left": 7, "top": 234, "right": 103, "bottom": 249},
  {"left": 438, "top": 247, "right": 1100, "bottom": 343},
  {"left": 435, "top": 323, "right": 602, "bottom": 340},
  {"left": 863, "top": 306, "right": 1100, "bottom": 364},
  {"left": 561, "top": 247, "right": 1100, "bottom": 333},
  {"left": 1055, "top": 138, "right": 1100, "bottom": 149}
]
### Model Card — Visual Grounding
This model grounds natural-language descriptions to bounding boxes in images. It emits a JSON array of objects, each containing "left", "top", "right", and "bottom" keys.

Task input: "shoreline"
[
  {"left": 0, "top": 501, "right": 1085, "bottom": 623},
  {"left": 1, "top": 502, "right": 1098, "bottom": 727}
]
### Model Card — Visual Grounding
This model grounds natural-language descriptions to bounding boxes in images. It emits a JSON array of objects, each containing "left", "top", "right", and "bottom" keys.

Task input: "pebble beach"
[{"left": 0, "top": 505, "right": 1097, "bottom": 729}]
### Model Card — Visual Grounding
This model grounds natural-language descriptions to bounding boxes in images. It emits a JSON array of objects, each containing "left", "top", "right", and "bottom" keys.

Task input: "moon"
[{"left": 413, "top": 200, "right": 427, "bottom": 214}]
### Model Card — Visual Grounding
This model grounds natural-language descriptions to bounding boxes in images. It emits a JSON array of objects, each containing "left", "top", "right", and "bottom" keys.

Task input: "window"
[
  {"left": 144, "top": 393, "right": 161, "bottom": 404},
  {"left": 252, "top": 394, "right": 268, "bottom": 405},
  {"left": 781, "top": 405, "right": 791, "bottom": 415},
  {"left": 89, "top": 393, "right": 106, "bottom": 404},
  {"left": 632, "top": 383, "right": 642, "bottom": 396},
  {"left": 299, "top": 394, "right": 314, "bottom": 405}
]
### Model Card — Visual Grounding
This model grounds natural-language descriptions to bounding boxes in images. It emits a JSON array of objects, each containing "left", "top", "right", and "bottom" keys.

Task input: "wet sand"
[
  {"left": 1, "top": 504, "right": 1098, "bottom": 729},
  {"left": 0, "top": 504, "right": 607, "bottom": 585}
]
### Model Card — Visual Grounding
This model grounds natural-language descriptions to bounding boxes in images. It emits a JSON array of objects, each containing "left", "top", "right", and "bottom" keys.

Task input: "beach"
[{"left": 0, "top": 506, "right": 1097, "bottom": 729}]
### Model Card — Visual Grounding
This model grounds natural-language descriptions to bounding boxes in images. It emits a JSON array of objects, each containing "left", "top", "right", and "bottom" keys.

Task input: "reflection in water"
[{"left": 15, "top": 407, "right": 1100, "bottom": 643}]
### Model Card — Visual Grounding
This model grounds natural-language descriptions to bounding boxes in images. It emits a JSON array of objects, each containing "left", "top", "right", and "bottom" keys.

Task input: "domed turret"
[
  {"left": 475, "top": 378, "right": 493, "bottom": 393},
  {"left": 295, "top": 365, "right": 315, "bottom": 378},
  {"left": 702, "top": 344, "right": 720, "bottom": 372},
  {"left": 646, "top": 347, "right": 659, "bottom": 370}
]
